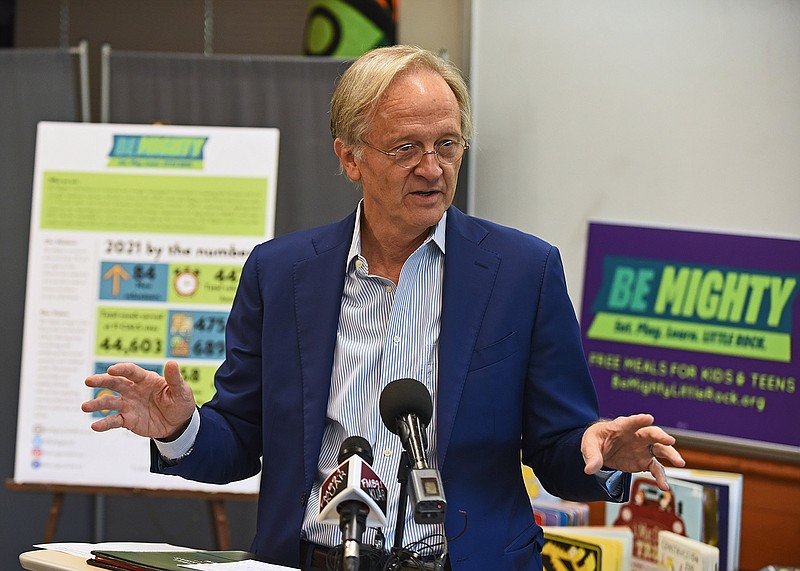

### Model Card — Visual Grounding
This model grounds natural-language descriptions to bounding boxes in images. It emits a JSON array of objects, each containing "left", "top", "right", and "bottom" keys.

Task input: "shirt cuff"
[
  {"left": 153, "top": 408, "right": 200, "bottom": 461},
  {"left": 594, "top": 469, "right": 629, "bottom": 501}
]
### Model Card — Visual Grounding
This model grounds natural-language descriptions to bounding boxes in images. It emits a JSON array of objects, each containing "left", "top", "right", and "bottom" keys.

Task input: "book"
[
  {"left": 664, "top": 467, "right": 743, "bottom": 571},
  {"left": 544, "top": 526, "right": 634, "bottom": 571},
  {"left": 533, "top": 497, "right": 590, "bottom": 526},
  {"left": 605, "top": 473, "right": 705, "bottom": 563},
  {"left": 89, "top": 550, "right": 254, "bottom": 571},
  {"left": 658, "top": 530, "right": 719, "bottom": 571},
  {"left": 525, "top": 464, "right": 590, "bottom": 526},
  {"left": 543, "top": 530, "right": 605, "bottom": 571}
]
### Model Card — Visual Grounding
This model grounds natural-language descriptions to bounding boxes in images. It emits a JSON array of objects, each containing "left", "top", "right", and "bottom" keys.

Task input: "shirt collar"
[{"left": 347, "top": 200, "right": 447, "bottom": 265}]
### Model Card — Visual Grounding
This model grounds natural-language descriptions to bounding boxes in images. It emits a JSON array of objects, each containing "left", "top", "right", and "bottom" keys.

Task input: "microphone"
[
  {"left": 317, "top": 436, "right": 388, "bottom": 571},
  {"left": 379, "top": 378, "right": 447, "bottom": 524}
]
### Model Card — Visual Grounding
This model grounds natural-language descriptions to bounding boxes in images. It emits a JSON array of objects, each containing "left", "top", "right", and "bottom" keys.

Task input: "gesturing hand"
[
  {"left": 581, "top": 414, "right": 686, "bottom": 491},
  {"left": 82, "top": 360, "right": 196, "bottom": 440}
]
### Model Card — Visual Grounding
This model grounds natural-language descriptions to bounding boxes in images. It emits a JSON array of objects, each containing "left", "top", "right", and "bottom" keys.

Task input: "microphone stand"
[
  {"left": 340, "top": 500, "right": 369, "bottom": 571},
  {"left": 393, "top": 451, "right": 411, "bottom": 551}
]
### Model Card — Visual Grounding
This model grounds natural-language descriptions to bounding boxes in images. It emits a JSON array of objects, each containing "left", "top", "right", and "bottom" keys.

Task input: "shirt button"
[
  {"left": 383, "top": 449, "right": 392, "bottom": 457},
  {"left": 355, "top": 259, "right": 363, "bottom": 269},
  {"left": 392, "top": 335, "right": 401, "bottom": 344},
  {"left": 385, "top": 285, "right": 392, "bottom": 293}
]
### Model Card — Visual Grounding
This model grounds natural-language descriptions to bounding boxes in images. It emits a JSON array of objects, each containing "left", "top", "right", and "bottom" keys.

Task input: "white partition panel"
[{"left": 469, "top": 0, "right": 800, "bottom": 309}]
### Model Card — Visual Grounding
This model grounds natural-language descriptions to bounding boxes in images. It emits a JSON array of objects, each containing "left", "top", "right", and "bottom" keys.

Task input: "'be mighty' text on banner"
[{"left": 580, "top": 223, "right": 799, "bottom": 451}]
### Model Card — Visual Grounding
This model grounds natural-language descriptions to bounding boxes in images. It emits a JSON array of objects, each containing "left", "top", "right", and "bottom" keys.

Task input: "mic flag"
[{"left": 317, "top": 436, "right": 388, "bottom": 528}]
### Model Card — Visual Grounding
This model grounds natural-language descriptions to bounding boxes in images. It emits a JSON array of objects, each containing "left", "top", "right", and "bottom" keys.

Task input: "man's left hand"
[{"left": 581, "top": 414, "right": 686, "bottom": 491}]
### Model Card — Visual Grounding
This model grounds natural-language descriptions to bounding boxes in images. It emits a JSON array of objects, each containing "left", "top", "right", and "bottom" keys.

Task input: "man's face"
[{"left": 336, "top": 70, "right": 463, "bottom": 242}]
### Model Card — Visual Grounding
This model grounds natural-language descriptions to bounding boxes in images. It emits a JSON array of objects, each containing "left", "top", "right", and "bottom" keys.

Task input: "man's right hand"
[{"left": 82, "top": 360, "right": 196, "bottom": 440}]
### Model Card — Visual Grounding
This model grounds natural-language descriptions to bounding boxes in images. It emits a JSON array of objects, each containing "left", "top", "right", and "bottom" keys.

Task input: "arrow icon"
[{"left": 103, "top": 264, "right": 130, "bottom": 296}]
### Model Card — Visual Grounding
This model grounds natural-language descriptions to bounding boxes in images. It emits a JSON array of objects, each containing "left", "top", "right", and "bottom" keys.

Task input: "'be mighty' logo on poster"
[
  {"left": 586, "top": 256, "right": 799, "bottom": 363},
  {"left": 108, "top": 134, "right": 209, "bottom": 169}
]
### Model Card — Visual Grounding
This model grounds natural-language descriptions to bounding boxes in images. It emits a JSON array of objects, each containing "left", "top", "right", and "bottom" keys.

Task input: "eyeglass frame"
[{"left": 361, "top": 138, "right": 470, "bottom": 169}]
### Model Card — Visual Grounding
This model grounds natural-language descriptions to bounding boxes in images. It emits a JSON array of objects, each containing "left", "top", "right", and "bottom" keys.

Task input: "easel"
[{"left": 5, "top": 480, "right": 257, "bottom": 549}]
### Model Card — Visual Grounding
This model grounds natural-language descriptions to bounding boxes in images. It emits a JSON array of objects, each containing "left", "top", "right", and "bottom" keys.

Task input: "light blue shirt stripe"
[{"left": 301, "top": 203, "right": 447, "bottom": 552}]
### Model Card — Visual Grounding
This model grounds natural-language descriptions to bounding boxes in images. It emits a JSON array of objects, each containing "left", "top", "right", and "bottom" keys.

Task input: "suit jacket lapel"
[
  {"left": 292, "top": 212, "right": 355, "bottom": 489},
  {"left": 437, "top": 208, "right": 501, "bottom": 468}
]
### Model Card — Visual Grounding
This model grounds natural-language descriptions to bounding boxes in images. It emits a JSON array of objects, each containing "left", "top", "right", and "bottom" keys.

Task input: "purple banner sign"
[{"left": 580, "top": 222, "right": 800, "bottom": 451}]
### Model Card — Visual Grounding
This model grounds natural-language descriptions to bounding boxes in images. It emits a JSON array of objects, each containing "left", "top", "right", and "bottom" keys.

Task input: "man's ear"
[{"left": 334, "top": 138, "right": 362, "bottom": 182}]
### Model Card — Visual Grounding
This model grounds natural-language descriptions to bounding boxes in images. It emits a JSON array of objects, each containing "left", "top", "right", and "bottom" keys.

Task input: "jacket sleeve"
[
  {"left": 522, "top": 245, "right": 628, "bottom": 501},
  {"left": 151, "top": 246, "right": 265, "bottom": 484}
]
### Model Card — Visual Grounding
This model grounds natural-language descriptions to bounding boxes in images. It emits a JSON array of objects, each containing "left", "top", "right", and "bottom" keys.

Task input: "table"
[{"left": 19, "top": 550, "right": 94, "bottom": 571}]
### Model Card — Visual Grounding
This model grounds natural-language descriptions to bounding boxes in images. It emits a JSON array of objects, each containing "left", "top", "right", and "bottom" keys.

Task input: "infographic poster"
[
  {"left": 580, "top": 222, "right": 800, "bottom": 453},
  {"left": 14, "top": 122, "right": 279, "bottom": 492}
]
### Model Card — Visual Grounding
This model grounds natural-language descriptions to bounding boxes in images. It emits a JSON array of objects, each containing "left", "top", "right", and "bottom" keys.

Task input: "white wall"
[{"left": 470, "top": 0, "right": 800, "bottom": 312}]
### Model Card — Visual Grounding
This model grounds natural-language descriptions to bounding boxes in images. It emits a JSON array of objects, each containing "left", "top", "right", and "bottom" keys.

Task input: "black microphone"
[
  {"left": 379, "top": 379, "right": 447, "bottom": 524},
  {"left": 317, "top": 436, "right": 388, "bottom": 571}
]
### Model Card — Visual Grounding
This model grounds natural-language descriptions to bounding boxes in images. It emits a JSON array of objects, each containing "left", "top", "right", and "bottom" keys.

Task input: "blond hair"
[{"left": 330, "top": 45, "right": 473, "bottom": 150}]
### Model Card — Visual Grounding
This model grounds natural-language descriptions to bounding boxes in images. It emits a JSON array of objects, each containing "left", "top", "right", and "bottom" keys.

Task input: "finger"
[
  {"left": 84, "top": 374, "right": 133, "bottom": 394},
  {"left": 85, "top": 372, "right": 114, "bottom": 387},
  {"left": 647, "top": 457, "right": 671, "bottom": 491},
  {"left": 163, "top": 360, "right": 185, "bottom": 389},
  {"left": 580, "top": 423, "right": 607, "bottom": 474},
  {"left": 621, "top": 412, "right": 654, "bottom": 424},
  {"left": 106, "top": 362, "right": 150, "bottom": 382},
  {"left": 612, "top": 413, "right": 655, "bottom": 435},
  {"left": 652, "top": 443, "right": 686, "bottom": 468},
  {"left": 89, "top": 413, "right": 125, "bottom": 433},
  {"left": 640, "top": 425, "right": 677, "bottom": 444},
  {"left": 582, "top": 448, "right": 604, "bottom": 475},
  {"left": 81, "top": 393, "right": 123, "bottom": 413}
]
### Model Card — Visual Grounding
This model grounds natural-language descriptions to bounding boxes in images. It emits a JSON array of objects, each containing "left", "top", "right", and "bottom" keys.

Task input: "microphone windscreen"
[
  {"left": 379, "top": 378, "right": 433, "bottom": 432},
  {"left": 338, "top": 435, "right": 374, "bottom": 465}
]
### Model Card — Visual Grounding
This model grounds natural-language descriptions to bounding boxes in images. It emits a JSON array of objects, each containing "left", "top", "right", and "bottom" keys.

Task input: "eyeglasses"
[{"left": 363, "top": 139, "right": 469, "bottom": 169}]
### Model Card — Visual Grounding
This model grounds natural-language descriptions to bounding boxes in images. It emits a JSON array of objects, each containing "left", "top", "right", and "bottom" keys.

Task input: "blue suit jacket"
[{"left": 153, "top": 206, "right": 624, "bottom": 569}]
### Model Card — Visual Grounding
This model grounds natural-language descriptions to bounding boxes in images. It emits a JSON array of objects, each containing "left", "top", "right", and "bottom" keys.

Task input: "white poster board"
[{"left": 14, "top": 122, "right": 279, "bottom": 493}]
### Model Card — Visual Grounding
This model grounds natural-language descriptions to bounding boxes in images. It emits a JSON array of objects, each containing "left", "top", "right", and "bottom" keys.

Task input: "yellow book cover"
[
  {"left": 543, "top": 529, "right": 610, "bottom": 571},
  {"left": 544, "top": 526, "right": 633, "bottom": 571},
  {"left": 545, "top": 525, "right": 633, "bottom": 571},
  {"left": 658, "top": 530, "right": 719, "bottom": 571}
]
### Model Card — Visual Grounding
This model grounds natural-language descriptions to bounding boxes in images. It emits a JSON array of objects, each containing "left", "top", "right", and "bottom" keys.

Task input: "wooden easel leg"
[
  {"left": 208, "top": 499, "right": 230, "bottom": 550},
  {"left": 44, "top": 492, "right": 65, "bottom": 542}
]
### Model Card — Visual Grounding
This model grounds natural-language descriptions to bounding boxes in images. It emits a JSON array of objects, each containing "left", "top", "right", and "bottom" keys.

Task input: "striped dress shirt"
[{"left": 300, "top": 205, "right": 447, "bottom": 554}]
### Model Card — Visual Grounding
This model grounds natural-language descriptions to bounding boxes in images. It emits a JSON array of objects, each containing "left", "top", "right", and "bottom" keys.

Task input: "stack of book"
[
  {"left": 525, "top": 464, "right": 591, "bottom": 526},
  {"left": 533, "top": 496, "right": 591, "bottom": 526},
  {"left": 541, "top": 526, "right": 720, "bottom": 571},
  {"left": 604, "top": 468, "right": 742, "bottom": 571}
]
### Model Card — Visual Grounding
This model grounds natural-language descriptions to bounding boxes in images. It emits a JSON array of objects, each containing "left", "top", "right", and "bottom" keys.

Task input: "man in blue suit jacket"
[{"left": 83, "top": 45, "right": 684, "bottom": 570}]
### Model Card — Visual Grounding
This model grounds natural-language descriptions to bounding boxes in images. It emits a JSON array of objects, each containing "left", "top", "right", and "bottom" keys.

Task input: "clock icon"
[{"left": 174, "top": 270, "right": 199, "bottom": 296}]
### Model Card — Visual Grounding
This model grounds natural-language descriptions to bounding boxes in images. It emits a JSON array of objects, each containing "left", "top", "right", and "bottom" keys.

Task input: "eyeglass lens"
[{"left": 395, "top": 141, "right": 465, "bottom": 168}]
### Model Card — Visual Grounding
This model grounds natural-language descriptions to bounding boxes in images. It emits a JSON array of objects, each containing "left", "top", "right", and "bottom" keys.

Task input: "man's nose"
[{"left": 413, "top": 150, "right": 443, "bottom": 178}]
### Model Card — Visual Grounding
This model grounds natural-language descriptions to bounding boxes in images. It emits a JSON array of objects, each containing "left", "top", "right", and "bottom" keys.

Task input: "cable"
[
  {"left": 319, "top": 519, "right": 464, "bottom": 571},
  {"left": 382, "top": 532, "right": 449, "bottom": 571}
]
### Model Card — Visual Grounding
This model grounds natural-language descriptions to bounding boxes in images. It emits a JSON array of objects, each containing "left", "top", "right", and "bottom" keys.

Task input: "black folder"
[{"left": 88, "top": 550, "right": 253, "bottom": 571}]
